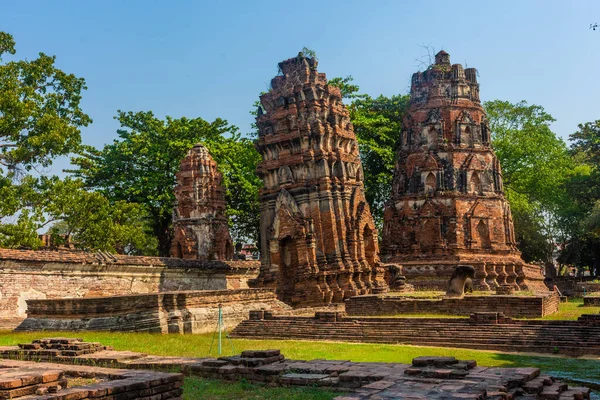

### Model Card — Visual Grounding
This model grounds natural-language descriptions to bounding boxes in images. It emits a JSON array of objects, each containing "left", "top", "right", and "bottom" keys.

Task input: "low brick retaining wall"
[
  {"left": 16, "top": 289, "right": 289, "bottom": 333},
  {"left": 0, "top": 357, "right": 183, "bottom": 399},
  {"left": 0, "top": 248, "right": 259, "bottom": 318},
  {"left": 584, "top": 296, "right": 600, "bottom": 306},
  {"left": 231, "top": 310, "right": 600, "bottom": 356},
  {"left": 345, "top": 292, "right": 560, "bottom": 318}
]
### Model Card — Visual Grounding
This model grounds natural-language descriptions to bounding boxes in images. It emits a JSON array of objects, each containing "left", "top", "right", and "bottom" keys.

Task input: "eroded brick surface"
[
  {"left": 0, "top": 358, "right": 183, "bottom": 400},
  {"left": 16, "top": 289, "right": 289, "bottom": 334},
  {"left": 231, "top": 308, "right": 600, "bottom": 356},
  {"left": 0, "top": 339, "right": 592, "bottom": 399},
  {"left": 0, "top": 249, "right": 259, "bottom": 318},
  {"left": 170, "top": 144, "right": 233, "bottom": 261},
  {"left": 252, "top": 55, "right": 388, "bottom": 306},
  {"left": 381, "top": 51, "right": 546, "bottom": 292}
]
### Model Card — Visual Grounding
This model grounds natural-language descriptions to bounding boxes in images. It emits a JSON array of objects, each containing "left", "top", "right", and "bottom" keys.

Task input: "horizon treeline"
[{"left": 0, "top": 34, "right": 598, "bottom": 276}]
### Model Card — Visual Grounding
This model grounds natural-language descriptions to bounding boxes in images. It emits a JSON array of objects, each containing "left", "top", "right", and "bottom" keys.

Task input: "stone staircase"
[{"left": 231, "top": 312, "right": 600, "bottom": 356}]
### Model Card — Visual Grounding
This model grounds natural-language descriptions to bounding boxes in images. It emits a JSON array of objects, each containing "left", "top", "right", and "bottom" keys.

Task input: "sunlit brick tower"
[
  {"left": 170, "top": 144, "right": 233, "bottom": 261},
  {"left": 381, "top": 51, "right": 546, "bottom": 292},
  {"left": 252, "top": 54, "right": 388, "bottom": 306}
]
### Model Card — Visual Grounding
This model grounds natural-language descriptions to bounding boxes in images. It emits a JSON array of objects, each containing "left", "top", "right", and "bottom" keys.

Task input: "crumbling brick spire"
[
  {"left": 171, "top": 144, "right": 233, "bottom": 261},
  {"left": 381, "top": 51, "right": 546, "bottom": 292},
  {"left": 252, "top": 54, "right": 388, "bottom": 306}
]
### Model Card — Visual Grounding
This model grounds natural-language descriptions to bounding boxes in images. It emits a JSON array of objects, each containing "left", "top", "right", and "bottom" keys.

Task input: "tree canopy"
[
  {"left": 483, "top": 100, "right": 573, "bottom": 265},
  {"left": 69, "top": 111, "right": 261, "bottom": 256},
  {"left": 329, "top": 76, "right": 409, "bottom": 227},
  {"left": 0, "top": 31, "right": 91, "bottom": 176}
]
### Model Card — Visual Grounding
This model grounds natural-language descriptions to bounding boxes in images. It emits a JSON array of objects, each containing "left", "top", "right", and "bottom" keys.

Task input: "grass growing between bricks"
[
  {"left": 536, "top": 297, "right": 600, "bottom": 320},
  {"left": 1, "top": 331, "right": 599, "bottom": 382}
]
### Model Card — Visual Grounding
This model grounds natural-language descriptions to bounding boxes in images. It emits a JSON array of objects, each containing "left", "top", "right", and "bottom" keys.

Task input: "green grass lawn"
[
  {"left": 537, "top": 297, "right": 600, "bottom": 320},
  {"left": 184, "top": 378, "right": 342, "bottom": 400},
  {"left": 1, "top": 331, "right": 598, "bottom": 382},
  {"left": 2, "top": 298, "right": 599, "bottom": 398}
]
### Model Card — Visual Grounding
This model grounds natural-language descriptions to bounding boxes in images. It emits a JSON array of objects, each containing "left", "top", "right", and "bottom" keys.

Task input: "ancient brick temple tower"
[
  {"left": 252, "top": 55, "right": 388, "bottom": 306},
  {"left": 381, "top": 51, "right": 546, "bottom": 292},
  {"left": 170, "top": 144, "right": 233, "bottom": 261}
]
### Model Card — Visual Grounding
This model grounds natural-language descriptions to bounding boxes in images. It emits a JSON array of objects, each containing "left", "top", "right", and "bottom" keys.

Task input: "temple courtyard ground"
[
  {"left": 1, "top": 300, "right": 598, "bottom": 399},
  {"left": 1, "top": 328, "right": 599, "bottom": 399}
]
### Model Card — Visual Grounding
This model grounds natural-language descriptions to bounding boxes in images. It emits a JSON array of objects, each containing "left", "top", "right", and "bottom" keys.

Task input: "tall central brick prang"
[
  {"left": 252, "top": 55, "right": 388, "bottom": 306},
  {"left": 381, "top": 51, "right": 546, "bottom": 292}
]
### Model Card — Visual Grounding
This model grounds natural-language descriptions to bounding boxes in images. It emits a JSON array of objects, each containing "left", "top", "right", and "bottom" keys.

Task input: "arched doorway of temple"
[{"left": 279, "top": 236, "right": 298, "bottom": 304}]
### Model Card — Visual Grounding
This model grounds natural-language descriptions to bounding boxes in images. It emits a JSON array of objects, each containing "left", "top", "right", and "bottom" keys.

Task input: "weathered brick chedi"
[
  {"left": 381, "top": 51, "right": 546, "bottom": 291},
  {"left": 170, "top": 143, "right": 233, "bottom": 260},
  {"left": 252, "top": 55, "right": 388, "bottom": 306}
]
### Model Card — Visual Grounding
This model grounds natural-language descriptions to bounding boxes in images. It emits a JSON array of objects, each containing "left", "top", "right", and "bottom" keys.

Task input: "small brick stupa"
[
  {"left": 170, "top": 144, "right": 233, "bottom": 261},
  {"left": 381, "top": 51, "right": 546, "bottom": 292},
  {"left": 252, "top": 54, "right": 388, "bottom": 306}
]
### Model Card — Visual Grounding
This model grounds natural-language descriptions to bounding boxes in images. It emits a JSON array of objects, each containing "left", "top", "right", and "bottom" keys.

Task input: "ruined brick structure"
[
  {"left": 252, "top": 55, "right": 388, "bottom": 306},
  {"left": 170, "top": 143, "right": 233, "bottom": 260},
  {"left": 381, "top": 51, "right": 546, "bottom": 291}
]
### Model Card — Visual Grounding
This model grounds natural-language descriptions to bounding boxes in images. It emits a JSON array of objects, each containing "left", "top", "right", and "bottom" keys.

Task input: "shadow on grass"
[
  {"left": 183, "top": 377, "right": 342, "bottom": 400},
  {"left": 489, "top": 352, "right": 600, "bottom": 386}
]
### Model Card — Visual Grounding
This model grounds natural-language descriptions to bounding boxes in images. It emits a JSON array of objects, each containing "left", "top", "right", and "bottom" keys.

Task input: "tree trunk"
[
  {"left": 594, "top": 246, "right": 600, "bottom": 278},
  {"left": 152, "top": 213, "right": 172, "bottom": 257}
]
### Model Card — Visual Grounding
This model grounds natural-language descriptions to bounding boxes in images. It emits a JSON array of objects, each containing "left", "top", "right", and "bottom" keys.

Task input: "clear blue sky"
[{"left": 4, "top": 0, "right": 599, "bottom": 175}]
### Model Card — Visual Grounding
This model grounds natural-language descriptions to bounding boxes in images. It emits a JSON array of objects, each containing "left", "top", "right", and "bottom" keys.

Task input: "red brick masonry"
[
  {"left": 0, "top": 248, "right": 259, "bottom": 318},
  {"left": 344, "top": 292, "right": 560, "bottom": 318},
  {"left": 0, "top": 338, "right": 591, "bottom": 399},
  {"left": 171, "top": 144, "right": 233, "bottom": 261},
  {"left": 0, "top": 338, "right": 183, "bottom": 400},
  {"left": 231, "top": 310, "right": 600, "bottom": 357},
  {"left": 16, "top": 289, "right": 289, "bottom": 334},
  {"left": 252, "top": 55, "right": 387, "bottom": 306},
  {"left": 381, "top": 51, "right": 546, "bottom": 292}
]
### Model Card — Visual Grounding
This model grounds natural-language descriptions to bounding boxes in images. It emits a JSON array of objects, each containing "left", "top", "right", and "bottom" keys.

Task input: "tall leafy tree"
[
  {"left": 0, "top": 175, "right": 43, "bottom": 248},
  {"left": 329, "top": 76, "right": 409, "bottom": 227},
  {"left": 559, "top": 120, "right": 600, "bottom": 275},
  {"left": 0, "top": 31, "right": 91, "bottom": 175},
  {"left": 39, "top": 177, "right": 157, "bottom": 254},
  {"left": 484, "top": 100, "right": 572, "bottom": 265},
  {"left": 0, "top": 176, "right": 154, "bottom": 253},
  {"left": 70, "top": 111, "right": 261, "bottom": 256}
]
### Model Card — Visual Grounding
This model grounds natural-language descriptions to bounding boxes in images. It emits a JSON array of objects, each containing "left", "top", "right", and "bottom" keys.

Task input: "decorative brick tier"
[
  {"left": 345, "top": 292, "right": 560, "bottom": 318},
  {"left": 170, "top": 144, "right": 233, "bottom": 261},
  {"left": 252, "top": 54, "right": 388, "bottom": 306},
  {"left": 0, "top": 248, "right": 259, "bottom": 318},
  {"left": 381, "top": 51, "right": 546, "bottom": 293},
  {"left": 0, "top": 339, "right": 591, "bottom": 399},
  {"left": 231, "top": 310, "right": 600, "bottom": 356},
  {"left": 16, "top": 289, "right": 289, "bottom": 334}
]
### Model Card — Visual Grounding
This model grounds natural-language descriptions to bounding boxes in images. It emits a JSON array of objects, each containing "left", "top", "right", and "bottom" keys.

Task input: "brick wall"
[
  {"left": 345, "top": 292, "right": 560, "bottom": 318},
  {"left": 17, "top": 288, "right": 289, "bottom": 333},
  {"left": 231, "top": 309, "right": 600, "bottom": 356},
  {"left": 0, "top": 249, "right": 259, "bottom": 318}
]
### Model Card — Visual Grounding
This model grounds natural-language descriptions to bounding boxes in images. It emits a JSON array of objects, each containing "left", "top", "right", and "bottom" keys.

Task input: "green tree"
[
  {"left": 0, "top": 175, "right": 43, "bottom": 248},
  {"left": 0, "top": 176, "right": 154, "bottom": 253},
  {"left": 39, "top": 177, "right": 157, "bottom": 254},
  {"left": 329, "top": 76, "right": 410, "bottom": 227},
  {"left": 70, "top": 111, "right": 261, "bottom": 256},
  {"left": 0, "top": 32, "right": 91, "bottom": 175},
  {"left": 560, "top": 120, "right": 600, "bottom": 275},
  {"left": 483, "top": 100, "right": 573, "bottom": 265}
]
